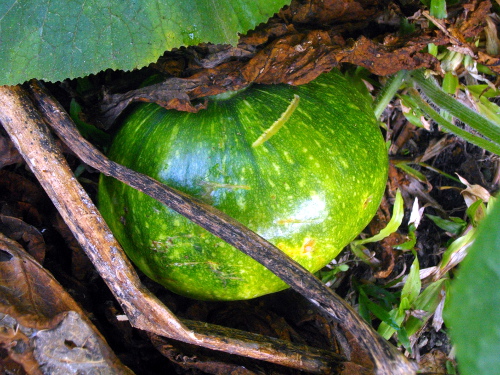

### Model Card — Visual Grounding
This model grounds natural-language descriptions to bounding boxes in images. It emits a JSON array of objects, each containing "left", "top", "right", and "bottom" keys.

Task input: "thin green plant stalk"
[
  {"left": 410, "top": 70, "right": 500, "bottom": 144},
  {"left": 430, "top": 0, "right": 447, "bottom": 19},
  {"left": 407, "top": 89, "right": 500, "bottom": 155},
  {"left": 417, "top": 162, "right": 462, "bottom": 183},
  {"left": 373, "top": 70, "right": 409, "bottom": 119}
]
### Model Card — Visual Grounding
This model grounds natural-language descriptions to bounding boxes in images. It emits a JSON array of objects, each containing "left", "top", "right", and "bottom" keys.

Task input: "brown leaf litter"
[{"left": 0, "top": 233, "right": 133, "bottom": 374}]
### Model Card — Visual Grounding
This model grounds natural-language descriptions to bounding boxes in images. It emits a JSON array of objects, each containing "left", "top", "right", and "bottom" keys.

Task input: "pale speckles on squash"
[
  {"left": 301, "top": 238, "right": 316, "bottom": 254},
  {"left": 242, "top": 100, "right": 252, "bottom": 109},
  {"left": 296, "top": 108, "right": 312, "bottom": 121},
  {"left": 362, "top": 195, "right": 373, "bottom": 209},
  {"left": 283, "top": 151, "right": 294, "bottom": 164},
  {"left": 236, "top": 195, "right": 246, "bottom": 210},
  {"left": 346, "top": 103, "right": 361, "bottom": 111},
  {"left": 201, "top": 181, "right": 251, "bottom": 191},
  {"left": 259, "top": 145, "right": 271, "bottom": 153},
  {"left": 339, "top": 158, "right": 349, "bottom": 169}
]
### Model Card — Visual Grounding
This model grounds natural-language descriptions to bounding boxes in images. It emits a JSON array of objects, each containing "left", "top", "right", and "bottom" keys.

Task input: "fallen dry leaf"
[
  {"left": 336, "top": 34, "right": 443, "bottom": 76},
  {"left": 280, "top": 0, "right": 378, "bottom": 25},
  {"left": 455, "top": 0, "right": 491, "bottom": 39},
  {"left": 418, "top": 349, "right": 449, "bottom": 374},
  {"left": 0, "top": 232, "right": 133, "bottom": 374},
  {"left": 0, "top": 170, "right": 46, "bottom": 208},
  {"left": 0, "top": 214, "right": 45, "bottom": 264},
  {"left": 457, "top": 174, "right": 491, "bottom": 206},
  {"left": 0, "top": 133, "right": 22, "bottom": 168}
]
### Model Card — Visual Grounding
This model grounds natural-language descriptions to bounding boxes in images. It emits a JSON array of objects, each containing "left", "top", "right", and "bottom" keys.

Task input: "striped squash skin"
[{"left": 98, "top": 70, "right": 388, "bottom": 300}]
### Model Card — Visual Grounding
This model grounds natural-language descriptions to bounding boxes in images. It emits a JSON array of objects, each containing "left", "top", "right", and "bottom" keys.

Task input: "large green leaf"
[
  {"left": 445, "top": 198, "right": 500, "bottom": 375},
  {"left": 0, "top": 0, "right": 288, "bottom": 85}
]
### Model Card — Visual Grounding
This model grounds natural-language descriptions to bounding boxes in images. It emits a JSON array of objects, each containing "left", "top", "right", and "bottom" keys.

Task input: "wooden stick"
[{"left": 0, "top": 84, "right": 343, "bottom": 373}]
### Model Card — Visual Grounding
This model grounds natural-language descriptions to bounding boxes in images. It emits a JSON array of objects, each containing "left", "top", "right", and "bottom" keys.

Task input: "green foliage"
[
  {"left": 355, "top": 253, "right": 449, "bottom": 352},
  {"left": 350, "top": 190, "right": 404, "bottom": 265},
  {"left": 377, "top": 254, "right": 420, "bottom": 350},
  {"left": 352, "top": 190, "right": 405, "bottom": 247},
  {"left": 374, "top": 49, "right": 500, "bottom": 156},
  {"left": 430, "top": 0, "right": 447, "bottom": 19},
  {"left": 419, "top": 0, "right": 459, "bottom": 19},
  {"left": 426, "top": 214, "right": 466, "bottom": 236},
  {"left": 398, "top": 70, "right": 500, "bottom": 155},
  {"left": 445, "top": 199, "right": 500, "bottom": 375},
  {"left": 467, "top": 85, "right": 500, "bottom": 125},
  {"left": 410, "top": 70, "right": 500, "bottom": 148},
  {"left": 0, "top": 0, "right": 288, "bottom": 85},
  {"left": 350, "top": 181, "right": 493, "bottom": 355},
  {"left": 404, "top": 278, "right": 447, "bottom": 337},
  {"left": 316, "top": 263, "right": 349, "bottom": 285},
  {"left": 373, "top": 70, "right": 408, "bottom": 119}
]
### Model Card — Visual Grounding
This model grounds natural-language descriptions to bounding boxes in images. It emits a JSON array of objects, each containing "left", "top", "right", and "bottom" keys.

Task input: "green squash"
[{"left": 98, "top": 70, "right": 388, "bottom": 300}]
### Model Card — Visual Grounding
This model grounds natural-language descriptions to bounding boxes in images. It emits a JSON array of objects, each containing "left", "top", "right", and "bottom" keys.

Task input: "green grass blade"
[
  {"left": 407, "top": 89, "right": 500, "bottom": 155},
  {"left": 410, "top": 70, "right": 500, "bottom": 146},
  {"left": 430, "top": 0, "right": 447, "bottom": 18},
  {"left": 373, "top": 70, "right": 408, "bottom": 119},
  {"left": 352, "top": 190, "right": 404, "bottom": 246},
  {"left": 401, "top": 255, "right": 421, "bottom": 306},
  {"left": 405, "top": 279, "right": 447, "bottom": 337}
]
